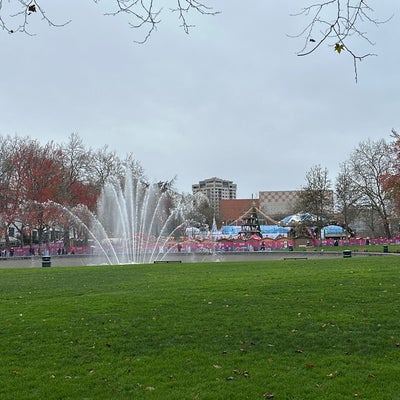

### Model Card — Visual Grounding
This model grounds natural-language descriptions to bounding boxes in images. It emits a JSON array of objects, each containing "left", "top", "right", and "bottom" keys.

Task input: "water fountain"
[
  {"left": 86, "top": 172, "right": 187, "bottom": 264},
  {"left": 43, "top": 170, "right": 210, "bottom": 265}
]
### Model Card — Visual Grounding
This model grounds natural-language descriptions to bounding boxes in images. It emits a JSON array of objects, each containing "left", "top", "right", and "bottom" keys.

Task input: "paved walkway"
[{"left": 1, "top": 250, "right": 393, "bottom": 268}]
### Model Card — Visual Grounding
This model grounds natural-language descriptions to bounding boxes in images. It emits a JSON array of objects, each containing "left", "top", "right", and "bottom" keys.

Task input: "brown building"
[
  {"left": 219, "top": 191, "right": 302, "bottom": 227},
  {"left": 219, "top": 199, "right": 260, "bottom": 226},
  {"left": 219, "top": 190, "right": 334, "bottom": 228}
]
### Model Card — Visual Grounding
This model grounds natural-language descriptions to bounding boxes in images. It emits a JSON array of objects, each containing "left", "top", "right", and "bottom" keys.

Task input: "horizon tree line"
[
  {"left": 296, "top": 131, "right": 400, "bottom": 239},
  {"left": 0, "top": 133, "right": 170, "bottom": 252},
  {"left": 1, "top": 130, "right": 400, "bottom": 250}
]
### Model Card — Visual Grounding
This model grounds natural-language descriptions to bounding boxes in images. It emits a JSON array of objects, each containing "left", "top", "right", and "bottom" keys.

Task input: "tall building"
[{"left": 192, "top": 177, "right": 237, "bottom": 216}]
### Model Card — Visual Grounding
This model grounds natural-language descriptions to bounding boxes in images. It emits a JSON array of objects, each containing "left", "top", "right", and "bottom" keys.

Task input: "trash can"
[
  {"left": 42, "top": 256, "right": 51, "bottom": 267},
  {"left": 343, "top": 250, "right": 352, "bottom": 258},
  {"left": 383, "top": 245, "right": 388, "bottom": 253},
  {"left": 288, "top": 245, "right": 294, "bottom": 251}
]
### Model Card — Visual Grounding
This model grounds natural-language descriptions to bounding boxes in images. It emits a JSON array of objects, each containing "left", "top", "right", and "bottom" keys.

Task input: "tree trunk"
[
  {"left": 38, "top": 227, "right": 44, "bottom": 255},
  {"left": 383, "top": 218, "right": 391, "bottom": 239}
]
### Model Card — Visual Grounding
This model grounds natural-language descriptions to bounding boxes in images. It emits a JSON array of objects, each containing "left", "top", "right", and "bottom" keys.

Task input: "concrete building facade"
[
  {"left": 259, "top": 190, "right": 301, "bottom": 220},
  {"left": 192, "top": 177, "right": 237, "bottom": 216}
]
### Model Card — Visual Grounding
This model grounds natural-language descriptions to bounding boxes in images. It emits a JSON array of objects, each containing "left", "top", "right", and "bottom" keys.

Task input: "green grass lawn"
[{"left": 1, "top": 257, "right": 400, "bottom": 399}]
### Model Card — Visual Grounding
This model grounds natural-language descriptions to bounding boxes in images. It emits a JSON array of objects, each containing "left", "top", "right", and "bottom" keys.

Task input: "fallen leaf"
[
  {"left": 226, "top": 376, "right": 234, "bottom": 381},
  {"left": 233, "top": 369, "right": 241, "bottom": 375},
  {"left": 213, "top": 364, "right": 222, "bottom": 369},
  {"left": 263, "top": 393, "right": 274, "bottom": 398},
  {"left": 145, "top": 386, "right": 155, "bottom": 391},
  {"left": 305, "top": 363, "right": 314, "bottom": 369}
]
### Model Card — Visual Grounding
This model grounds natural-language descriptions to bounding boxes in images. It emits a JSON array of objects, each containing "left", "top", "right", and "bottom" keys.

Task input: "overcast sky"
[{"left": 1, "top": 1, "right": 399, "bottom": 198}]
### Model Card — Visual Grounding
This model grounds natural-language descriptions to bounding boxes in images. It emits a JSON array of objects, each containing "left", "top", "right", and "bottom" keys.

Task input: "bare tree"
[
  {"left": 57, "top": 133, "right": 93, "bottom": 204},
  {"left": 56, "top": 133, "right": 94, "bottom": 248},
  {"left": 87, "top": 145, "right": 124, "bottom": 190},
  {"left": 335, "top": 161, "right": 361, "bottom": 231},
  {"left": 347, "top": 138, "right": 394, "bottom": 238},
  {"left": 177, "top": 191, "right": 211, "bottom": 232},
  {"left": 122, "top": 152, "right": 146, "bottom": 182},
  {"left": 297, "top": 164, "right": 334, "bottom": 239}
]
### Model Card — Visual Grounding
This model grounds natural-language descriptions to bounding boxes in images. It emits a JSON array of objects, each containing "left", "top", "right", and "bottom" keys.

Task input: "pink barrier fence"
[{"left": 2, "top": 236, "right": 400, "bottom": 258}]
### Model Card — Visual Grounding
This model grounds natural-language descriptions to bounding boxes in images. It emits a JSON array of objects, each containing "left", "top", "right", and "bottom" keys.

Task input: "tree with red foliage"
[
  {"left": 382, "top": 129, "right": 400, "bottom": 215},
  {"left": 6, "top": 138, "right": 64, "bottom": 251},
  {"left": 0, "top": 136, "right": 20, "bottom": 247}
]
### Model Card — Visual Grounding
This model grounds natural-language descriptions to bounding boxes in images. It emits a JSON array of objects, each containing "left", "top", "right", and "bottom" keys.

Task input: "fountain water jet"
[
  {"left": 91, "top": 172, "right": 186, "bottom": 264},
  {"left": 45, "top": 171, "right": 206, "bottom": 265}
]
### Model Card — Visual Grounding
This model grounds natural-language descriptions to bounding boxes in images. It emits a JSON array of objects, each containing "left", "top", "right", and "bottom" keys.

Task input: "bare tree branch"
[
  {"left": 0, "top": 1, "right": 392, "bottom": 80},
  {"left": 290, "top": 0, "right": 392, "bottom": 82},
  {"left": 172, "top": 0, "right": 219, "bottom": 35},
  {"left": 0, "top": 0, "right": 219, "bottom": 43},
  {"left": 0, "top": 0, "right": 71, "bottom": 35}
]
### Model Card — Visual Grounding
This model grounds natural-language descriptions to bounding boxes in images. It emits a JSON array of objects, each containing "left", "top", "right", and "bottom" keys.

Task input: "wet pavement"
[{"left": 1, "top": 249, "right": 392, "bottom": 268}]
